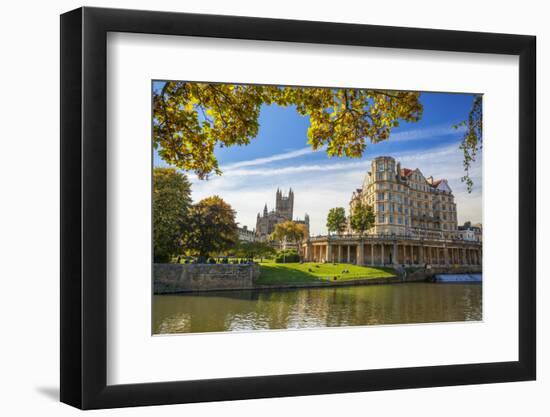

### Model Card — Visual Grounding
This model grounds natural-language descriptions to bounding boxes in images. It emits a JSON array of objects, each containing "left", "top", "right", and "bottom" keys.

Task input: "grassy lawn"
[{"left": 257, "top": 261, "right": 396, "bottom": 285}]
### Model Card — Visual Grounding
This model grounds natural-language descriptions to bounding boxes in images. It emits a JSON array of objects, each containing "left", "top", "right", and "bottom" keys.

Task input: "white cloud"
[
  {"left": 389, "top": 123, "right": 466, "bottom": 142},
  {"left": 222, "top": 146, "right": 325, "bottom": 170},
  {"left": 213, "top": 124, "right": 464, "bottom": 174}
]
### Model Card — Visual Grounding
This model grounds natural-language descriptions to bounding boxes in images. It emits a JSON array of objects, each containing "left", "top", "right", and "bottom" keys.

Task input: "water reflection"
[{"left": 153, "top": 283, "right": 482, "bottom": 334}]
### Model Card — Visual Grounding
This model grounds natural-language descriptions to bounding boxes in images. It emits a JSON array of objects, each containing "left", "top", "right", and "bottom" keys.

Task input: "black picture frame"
[{"left": 60, "top": 6, "right": 536, "bottom": 410}]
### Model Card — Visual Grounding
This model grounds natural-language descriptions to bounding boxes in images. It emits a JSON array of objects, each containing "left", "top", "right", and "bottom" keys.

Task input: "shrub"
[{"left": 275, "top": 249, "right": 300, "bottom": 263}]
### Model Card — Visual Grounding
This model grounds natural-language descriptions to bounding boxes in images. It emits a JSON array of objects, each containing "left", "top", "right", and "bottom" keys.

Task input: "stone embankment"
[
  {"left": 154, "top": 263, "right": 482, "bottom": 294},
  {"left": 401, "top": 265, "right": 482, "bottom": 282},
  {"left": 154, "top": 263, "right": 260, "bottom": 294}
]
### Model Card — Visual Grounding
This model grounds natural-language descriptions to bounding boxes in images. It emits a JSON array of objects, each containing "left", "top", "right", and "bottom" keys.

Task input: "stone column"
[
  {"left": 338, "top": 245, "right": 342, "bottom": 263},
  {"left": 381, "top": 244, "right": 385, "bottom": 265},
  {"left": 370, "top": 244, "right": 375, "bottom": 266},
  {"left": 345, "top": 245, "right": 350, "bottom": 263},
  {"left": 327, "top": 243, "right": 333, "bottom": 263},
  {"left": 444, "top": 246, "right": 449, "bottom": 265},
  {"left": 419, "top": 244, "right": 424, "bottom": 264},
  {"left": 357, "top": 242, "right": 365, "bottom": 265}
]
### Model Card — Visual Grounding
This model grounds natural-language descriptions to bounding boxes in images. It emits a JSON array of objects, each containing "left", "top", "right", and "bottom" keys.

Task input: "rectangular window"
[
  {"left": 378, "top": 214, "right": 385, "bottom": 224},
  {"left": 377, "top": 192, "right": 384, "bottom": 200},
  {"left": 389, "top": 215, "right": 394, "bottom": 224},
  {"left": 398, "top": 216, "right": 403, "bottom": 225},
  {"left": 378, "top": 203, "right": 384, "bottom": 212}
]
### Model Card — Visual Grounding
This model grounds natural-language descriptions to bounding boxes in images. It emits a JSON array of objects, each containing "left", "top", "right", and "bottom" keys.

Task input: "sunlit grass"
[{"left": 257, "top": 261, "right": 396, "bottom": 285}]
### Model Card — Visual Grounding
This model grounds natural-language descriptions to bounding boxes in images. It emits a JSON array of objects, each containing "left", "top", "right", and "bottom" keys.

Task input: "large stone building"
[
  {"left": 237, "top": 225, "right": 256, "bottom": 243},
  {"left": 349, "top": 156, "right": 459, "bottom": 239},
  {"left": 301, "top": 156, "right": 482, "bottom": 267},
  {"left": 255, "top": 188, "right": 310, "bottom": 243}
]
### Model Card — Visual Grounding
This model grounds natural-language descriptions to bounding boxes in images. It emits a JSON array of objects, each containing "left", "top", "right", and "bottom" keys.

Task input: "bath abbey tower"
[{"left": 256, "top": 188, "right": 309, "bottom": 242}]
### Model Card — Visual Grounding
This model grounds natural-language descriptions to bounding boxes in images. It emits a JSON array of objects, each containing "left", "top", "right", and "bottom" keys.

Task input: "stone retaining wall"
[
  {"left": 403, "top": 265, "right": 482, "bottom": 282},
  {"left": 154, "top": 263, "right": 261, "bottom": 294}
]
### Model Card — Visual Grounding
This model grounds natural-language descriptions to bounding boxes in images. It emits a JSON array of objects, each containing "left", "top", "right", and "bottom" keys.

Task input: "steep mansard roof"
[{"left": 400, "top": 167, "right": 450, "bottom": 191}]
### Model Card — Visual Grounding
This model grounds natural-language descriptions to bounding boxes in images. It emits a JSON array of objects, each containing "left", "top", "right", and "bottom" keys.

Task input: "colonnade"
[{"left": 303, "top": 240, "right": 482, "bottom": 266}]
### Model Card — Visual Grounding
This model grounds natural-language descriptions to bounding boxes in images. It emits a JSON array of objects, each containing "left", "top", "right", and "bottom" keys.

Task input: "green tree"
[
  {"left": 454, "top": 94, "right": 482, "bottom": 192},
  {"left": 350, "top": 202, "right": 375, "bottom": 236},
  {"left": 153, "top": 82, "right": 423, "bottom": 179},
  {"left": 185, "top": 196, "right": 238, "bottom": 260},
  {"left": 326, "top": 207, "right": 347, "bottom": 235},
  {"left": 234, "top": 241, "right": 276, "bottom": 261},
  {"left": 153, "top": 168, "right": 192, "bottom": 263},
  {"left": 271, "top": 221, "right": 307, "bottom": 249}
]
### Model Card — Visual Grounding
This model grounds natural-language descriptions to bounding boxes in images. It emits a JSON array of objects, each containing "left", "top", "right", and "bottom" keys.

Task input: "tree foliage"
[
  {"left": 326, "top": 207, "right": 347, "bottom": 235},
  {"left": 153, "top": 168, "right": 192, "bottom": 263},
  {"left": 184, "top": 196, "right": 238, "bottom": 259},
  {"left": 350, "top": 202, "right": 375, "bottom": 236},
  {"left": 454, "top": 94, "right": 482, "bottom": 192},
  {"left": 234, "top": 241, "right": 276, "bottom": 260},
  {"left": 154, "top": 82, "right": 423, "bottom": 179},
  {"left": 271, "top": 220, "right": 308, "bottom": 245}
]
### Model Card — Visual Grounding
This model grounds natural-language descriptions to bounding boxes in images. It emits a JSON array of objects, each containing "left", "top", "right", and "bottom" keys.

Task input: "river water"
[{"left": 153, "top": 283, "right": 482, "bottom": 334}]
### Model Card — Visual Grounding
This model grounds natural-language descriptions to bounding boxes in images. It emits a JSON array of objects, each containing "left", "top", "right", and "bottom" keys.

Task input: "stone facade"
[
  {"left": 255, "top": 188, "right": 310, "bottom": 243},
  {"left": 457, "top": 222, "right": 482, "bottom": 242},
  {"left": 237, "top": 225, "right": 256, "bottom": 242},
  {"left": 154, "top": 263, "right": 261, "bottom": 293},
  {"left": 349, "top": 156, "right": 461, "bottom": 240}
]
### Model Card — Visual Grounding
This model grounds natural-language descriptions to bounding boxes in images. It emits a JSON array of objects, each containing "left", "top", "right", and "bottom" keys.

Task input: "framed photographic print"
[{"left": 60, "top": 6, "right": 536, "bottom": 409}]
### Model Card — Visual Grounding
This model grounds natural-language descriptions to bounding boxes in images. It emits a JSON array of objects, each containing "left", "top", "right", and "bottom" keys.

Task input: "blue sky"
[{"left": 154, "top": 84, "right": 482, "bottom": 235}]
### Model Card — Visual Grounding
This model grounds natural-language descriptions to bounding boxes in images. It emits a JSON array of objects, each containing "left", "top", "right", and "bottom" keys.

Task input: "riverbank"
[{"left": 153, "top": 262, "right": 481, "bottom": 294}]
